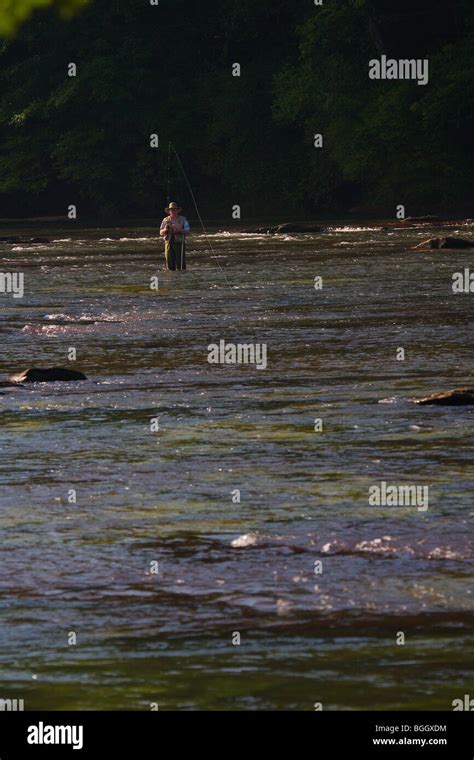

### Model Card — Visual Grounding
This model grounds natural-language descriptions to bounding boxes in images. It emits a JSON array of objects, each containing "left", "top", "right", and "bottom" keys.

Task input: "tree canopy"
[
  {"left": 0, "top": 0, "right": 472, "bottom": 219},
  {"left": 0, "top": 0, "right": 89, "bottom": 37}
]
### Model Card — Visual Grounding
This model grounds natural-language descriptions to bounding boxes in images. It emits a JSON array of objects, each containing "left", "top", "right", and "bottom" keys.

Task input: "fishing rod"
[
  {"left": 164, "top": 141, "right": 174, "bottom": 246},
  {"left": 169, "top": 141, "right": 234, "bottom": 291},
  {"left": 166, "top": 141, "right": 171, "bottom": 205}
]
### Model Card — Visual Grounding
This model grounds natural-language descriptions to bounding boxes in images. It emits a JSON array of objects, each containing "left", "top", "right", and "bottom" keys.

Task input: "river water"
[{"left": 0, "top": 224, "right": 473, "bottom": 710}]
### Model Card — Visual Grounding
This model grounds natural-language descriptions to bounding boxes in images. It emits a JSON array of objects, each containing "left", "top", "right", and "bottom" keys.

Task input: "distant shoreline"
[{"left": 0, "top": 216, "right": 472, "bottom": 233}]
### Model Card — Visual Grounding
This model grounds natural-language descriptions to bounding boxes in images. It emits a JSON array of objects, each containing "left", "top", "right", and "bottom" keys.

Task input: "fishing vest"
[{"left": 163, "top": 215, "right": 188, "bottom": 242}]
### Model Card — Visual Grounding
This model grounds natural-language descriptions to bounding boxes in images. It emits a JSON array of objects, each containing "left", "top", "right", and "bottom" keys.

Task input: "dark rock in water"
[
  {"left": 0, "top": 236, "right": 50, "bottom": 245},
  {"left": 8, "top": 367, "right": 87, "bottom": 383},
  {"left": 274, "top": 222, "right": 324, "bottom": 233},
  {"left": 412, "top": 388, "right": 474, "bottom": 406},
  {"left": 404, "top": 215, "right": 440, "bottom": 223},
  {"left": 414, "top": 236, "right": 474, "bottom": 249},
  {"left": 244, "top": 222, "right": 324, "bottom": 234}
]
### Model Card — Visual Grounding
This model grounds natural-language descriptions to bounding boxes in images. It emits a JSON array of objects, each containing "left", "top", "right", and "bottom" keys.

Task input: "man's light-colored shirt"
[{"left": 160, "top": 215, "right": 190, "bottom": 242}]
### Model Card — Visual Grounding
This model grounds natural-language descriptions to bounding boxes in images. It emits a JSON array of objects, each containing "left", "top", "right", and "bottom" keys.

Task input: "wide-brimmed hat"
[{"left": 165, "top": 201, "right": 182, "bottom": 213}]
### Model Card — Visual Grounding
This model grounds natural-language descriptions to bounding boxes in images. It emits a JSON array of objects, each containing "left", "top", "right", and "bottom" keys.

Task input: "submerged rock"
[
  {"left": 0, "top": 380, "right": 25, "bottom": 388},
  {"left": 8, "top": 367, "right": 87, "bottom": 383},
  {"left": 412, "top": 388, "right": 474, "bottom": 406},
  {"left": 274, "top": 222, "right": 324, "bottom": 233},
  {"left": 244, "top": 222, "right": 324, "bottom": 234},
  {"left": 414, "top": 236, "right": 474, "bottom": 249},
  {"left": 404, "top": 215, "right": 440, "bottom": 223},
  {"left": 0, "top": 236, "right": 50, "bottom": 244}
]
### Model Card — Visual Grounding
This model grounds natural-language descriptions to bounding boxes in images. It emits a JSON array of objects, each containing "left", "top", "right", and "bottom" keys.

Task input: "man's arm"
[{"left": 174, "top": 218, "right": 190, "bottom": 235}]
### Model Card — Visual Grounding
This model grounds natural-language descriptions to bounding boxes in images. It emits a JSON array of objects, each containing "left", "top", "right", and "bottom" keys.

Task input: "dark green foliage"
[
  {"left": 0, "top": 0, "right": 472, "bottom": 219},
  {"left": 0, "top": 0, "right": 89, "bottom": 37}
]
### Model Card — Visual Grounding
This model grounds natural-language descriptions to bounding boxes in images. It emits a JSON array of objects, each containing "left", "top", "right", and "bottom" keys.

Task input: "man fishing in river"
[{"left": 159, "top": 201, "right": 190, "bottom": 271}]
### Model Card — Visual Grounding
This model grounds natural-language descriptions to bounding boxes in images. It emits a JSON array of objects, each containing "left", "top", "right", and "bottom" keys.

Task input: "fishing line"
[
  {"left": 166, "top": 141, "right": 171, "bottom": 204},
  {"left": 169, "top": 141, "right": 234, "bottom": 292}
]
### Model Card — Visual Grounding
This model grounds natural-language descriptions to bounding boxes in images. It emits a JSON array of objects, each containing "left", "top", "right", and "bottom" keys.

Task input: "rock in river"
[
  {"left": 404, "top": 215, "right": 440, "bottom": 223},
  {"left": 0, "top": 236, "right": 50, "bottom": 245},
  {"left": 244, "top": 222, "right": 324, "bottom": 234},
  {"left": 8, "top": 367, "right": 87, "bottom": 383},
  {"left": 412, "top": 388, "right": 474, "bottom": 406},
  {"left": 414, "top": 236, "right": 474, "bottom": 249}
]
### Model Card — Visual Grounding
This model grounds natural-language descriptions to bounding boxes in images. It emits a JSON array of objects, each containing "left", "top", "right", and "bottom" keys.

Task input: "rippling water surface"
[{"left": 1, "top": 225, "right": 473, "bottom": 709}]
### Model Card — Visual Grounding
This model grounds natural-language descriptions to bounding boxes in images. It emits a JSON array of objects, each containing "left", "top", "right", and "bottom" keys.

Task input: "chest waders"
[{"left": 164, "top": 219, "right": 186, "bottom": 271}]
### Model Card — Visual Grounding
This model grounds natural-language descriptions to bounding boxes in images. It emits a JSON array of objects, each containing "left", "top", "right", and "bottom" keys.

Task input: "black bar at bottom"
[{"left": 0, "top": 711, "right": 472, "bottom": 757}]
